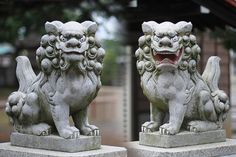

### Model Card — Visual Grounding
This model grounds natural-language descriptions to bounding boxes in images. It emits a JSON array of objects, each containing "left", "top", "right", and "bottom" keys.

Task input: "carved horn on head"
[
  {"left": 142, "top": 21, "right": 158, "bottom": 35},
  {"left": 81, "top": 21, "right": 97, "bottom": 34},
  {"left": 175, "top": 21, "right": 192, "bottom": 34},
  {"left": 45, "top": 21, "right": 63, "bottom": 35}
]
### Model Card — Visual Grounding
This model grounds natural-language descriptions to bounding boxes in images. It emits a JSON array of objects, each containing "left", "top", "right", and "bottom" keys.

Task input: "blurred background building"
[{"left": 0, "top": 0, "right": 236, "bottom": 145}]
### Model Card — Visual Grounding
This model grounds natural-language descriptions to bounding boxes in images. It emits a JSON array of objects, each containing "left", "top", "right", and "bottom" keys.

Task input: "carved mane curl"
[
  {"left": 135, "top": 22, "right": 201, "bottom": 76},
  {"left": 36, "top": 21, "right": 105, "bottom": 76}
]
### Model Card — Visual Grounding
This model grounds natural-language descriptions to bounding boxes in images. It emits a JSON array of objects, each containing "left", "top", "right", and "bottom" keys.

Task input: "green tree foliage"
[
  {"left": 0, "top": 0, "right": 127, "bottom": 86},
  {"left": 0, "top": 0, "right": 127, "bottom": 43}
]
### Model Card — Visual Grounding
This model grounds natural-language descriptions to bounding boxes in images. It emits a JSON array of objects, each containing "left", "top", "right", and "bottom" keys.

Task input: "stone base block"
[
  {"left": 126, "top": 139, "right": 236, "bottom": 157},
  {"left": 10, "top": 132, "right": 101, "bottom": 152},
  {"left": 0, "top": 143, "right": 127, "bottom": 157},
  {"left": 140, "top": 129, "right": 226, "bottom": 148}
]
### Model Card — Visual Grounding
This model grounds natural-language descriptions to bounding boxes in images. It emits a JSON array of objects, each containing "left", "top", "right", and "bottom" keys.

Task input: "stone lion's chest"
[
  {"left": 62, "top": 72, "right": 98, "bottom": 109},
  {"left": 141, "top": 71, "right": 185, "bottom": 102}
]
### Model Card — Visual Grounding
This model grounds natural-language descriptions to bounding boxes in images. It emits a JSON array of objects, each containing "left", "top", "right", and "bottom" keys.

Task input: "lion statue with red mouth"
[
  {"left": 136, "top": 21, "right": 230, "bottom": 135},
  {"left": 5, "top": 21, "right": 105, "bottom": 139}
]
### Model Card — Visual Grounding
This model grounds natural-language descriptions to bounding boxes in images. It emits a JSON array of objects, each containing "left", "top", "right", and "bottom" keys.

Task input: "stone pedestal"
[
  {"left": 140, "top": 129, "right": 226, "bottom": 148},
  {"left": 126, "top": 139, "right": 236, "bottom": 157},
  {"left": 0, "top": 143, "right": 127, "bottom": 157},
  {"left": 0, "top": 132, "right": 127, "bottom": 157},
  {"left": 10, "top": 132, "right": 101, "bottom": 152}
]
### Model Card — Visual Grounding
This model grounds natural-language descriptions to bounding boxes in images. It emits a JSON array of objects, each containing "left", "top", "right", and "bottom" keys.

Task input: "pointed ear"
[
  {"left": 45, "top": 21, "right": 63, "bottom": 35},
  {"left": 142, "top": 21, "right": 157, "bottom": 35},
  {"left": 175, "top": 21, "right": 192, "bottom": 34},
  {"left": 81, "top": 21, "right": 97, "bottom": 34}
]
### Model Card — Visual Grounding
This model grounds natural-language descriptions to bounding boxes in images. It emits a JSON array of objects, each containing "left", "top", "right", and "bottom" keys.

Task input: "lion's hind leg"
[
  {"left": 6, "top": 92, "right": 52, "bottom": 136},
  {"left": 72, "top": 107, "right": 100, "bottom": 136},
  {"left": 187, "top": 120, "right": 219, "bottom": 132},
  {"left": 19, "top": 123, "right": 51, "bottom": 136}
]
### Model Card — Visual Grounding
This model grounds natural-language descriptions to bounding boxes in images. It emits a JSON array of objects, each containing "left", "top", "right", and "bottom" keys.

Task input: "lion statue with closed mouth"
[
  {"left": 5, "top": 21, "right": 105, "bottom": 139},
  {"left": 136, "top": 21, "right": 230, "bottom": 135}
]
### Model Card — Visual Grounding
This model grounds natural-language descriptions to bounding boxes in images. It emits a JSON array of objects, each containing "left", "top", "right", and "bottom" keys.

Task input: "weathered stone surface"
[
  {"left": 0, "top": 143, "right": 127, "bottom": 157},
  {"left": 139, "top": 129, "right": 226, "bottom": 148},
  {"left": 126, "top": 139, "right": 236, "bottom": 157},
  {"left": 5, "top": 20, "right": 105, "bottom": 139},
  {"left": 136, "top": 21, "right": 229, "bottom": 135},
  {"left": 10, "top": 132, "right": 101, "bottom": 152}
]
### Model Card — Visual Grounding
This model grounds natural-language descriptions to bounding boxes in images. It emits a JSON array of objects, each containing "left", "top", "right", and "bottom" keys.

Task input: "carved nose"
[
  {"left": 67, "top": 38, "right": 81, "bottom": 48},
  {"left": 159, "top": 37, "right": 172, "bottom": 47}
]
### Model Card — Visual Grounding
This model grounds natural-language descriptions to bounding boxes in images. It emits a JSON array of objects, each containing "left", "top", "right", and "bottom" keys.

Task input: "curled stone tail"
[
  {"left": 202, "top": 56, "right": 230, "bottom": 122},
  {"left": 16, "top": 56, "right": 36, "bottom": 93},
  {"left": 6, "top": 56, "right": 36, "bottom": 127},
  {"left": 202, "top": 56, "right": 221, "bottom": 92}
]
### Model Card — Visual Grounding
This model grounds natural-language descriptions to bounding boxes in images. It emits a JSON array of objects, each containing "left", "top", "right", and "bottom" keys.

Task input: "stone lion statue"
[
  {"left": 5, "top": 21, "right": 105, "bottom": 139},
  {"left": 136, "top": 21, "right": 230, "bottom": 135}
]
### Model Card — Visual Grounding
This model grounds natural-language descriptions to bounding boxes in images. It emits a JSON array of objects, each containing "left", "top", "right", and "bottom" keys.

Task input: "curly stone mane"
[
  {"left": 5, "top": 20, "right": 106, "bottom": 139},
  {"left": 135, "top": 31, "right": 201, "bottom": 75},
  {"left": 36, "top": 25, "right": 105, "bottom": 75},
  {"left": 135, "top": 21, "right": 230, "bottom": 135},
  {"left": 32, "top": 21, "right": 105, "bottom": 92}
]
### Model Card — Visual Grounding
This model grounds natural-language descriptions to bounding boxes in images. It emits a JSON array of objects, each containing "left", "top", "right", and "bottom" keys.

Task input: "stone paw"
[
  {"left": 187, "top": 121, "right": 200, "bottom": 132},
  {"left": 32, "top": 123, "right": 51, "bottom": 136},
  {"left": 141, "top": 121, "right": 159, "bottom": 133},
  {"left": 40, "top": 128, "right": 51, "bottom": 136},
  {"left": 159, "top": 123, "right": 179, "bottom": 135},
  {"left": 187, "top": 120, "right": 218, "bottom": 132},
  {"left": 60, "top": 126, "right": 80, "bottom": 139},
  {"left": 81, "top": 125, "right": 100, "bottom": 136}
]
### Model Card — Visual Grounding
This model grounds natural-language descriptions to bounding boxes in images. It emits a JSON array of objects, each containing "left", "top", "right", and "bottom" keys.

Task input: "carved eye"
[
  {"left": 60, "top": 35, "right": 67, "bottom": 42},
  {"left": 171, "top": 36, "right": 179, "bottom": 42},
  {"left": 79, "top": 36, "right": 86, "bottom": 43},
  {"left": 153, "top": 35, "right": 160, "bottom": 42}
]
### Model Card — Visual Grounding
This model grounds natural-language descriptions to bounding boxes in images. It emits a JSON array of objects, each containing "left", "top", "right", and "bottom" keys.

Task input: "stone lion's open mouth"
[{"left": 152, "top": 48, "right": 182, "bottom": 64}]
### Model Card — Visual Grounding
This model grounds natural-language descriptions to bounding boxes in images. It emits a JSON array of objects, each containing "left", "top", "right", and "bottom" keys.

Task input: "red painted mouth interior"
[{"left": 153, "top": 49, "right": 182, "bottom": 64}]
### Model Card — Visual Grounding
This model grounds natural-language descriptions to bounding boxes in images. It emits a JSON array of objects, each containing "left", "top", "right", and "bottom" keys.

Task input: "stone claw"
[
  {"left": 60, "top": 126, "right": 80, "bottom": 139},
  {"left": 186, "top": 120, "right": 220, "bottom": 133},
  {"left": 40, "top": 129, "right": 51, "bottom": 136},
  {"left": 31, "top": 123, "right": 51, "bottom": 136},
  {"left": 89, "top": 126, "right": 100, "bottom": 136},
  {"left": 159, "top": 127, "right": 170, "bottom": 135},
  {"left": 80, "top": 125, "right": 100, "bottom": 136},
  {"left": 88, "top": 129, "right": 100, "bottom": 136},
  {"left": 188, "top": 125, "right": 198, "bottom": 132},
  {"left": 69, "top": 131, "right": 80, "bottom": 139},
  {"left": 159, "top": 123, "right": 178, "bottom": 135},
  {"left": 141, "top": 121, "right": 158, "bottom": 133},
  {"left": 187, "top": 121, "right": 201, "bottom": 132},
  {"left": 95, "top": 129, "right": 100, "bottom": 136}
]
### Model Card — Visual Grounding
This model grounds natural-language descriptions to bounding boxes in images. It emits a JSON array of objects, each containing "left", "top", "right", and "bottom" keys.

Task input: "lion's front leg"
[
  {"left": 142, "top": 103, "right": 165, "bottom": 132},
  {"left": 72, "top": 107, "right": 100, "bottom": 136},
  {"left": 160, "top": 100, "right": 187, "bottom": 135},
  {"left": 50, "top": 95, "right": 80, "bottom": 139}
]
